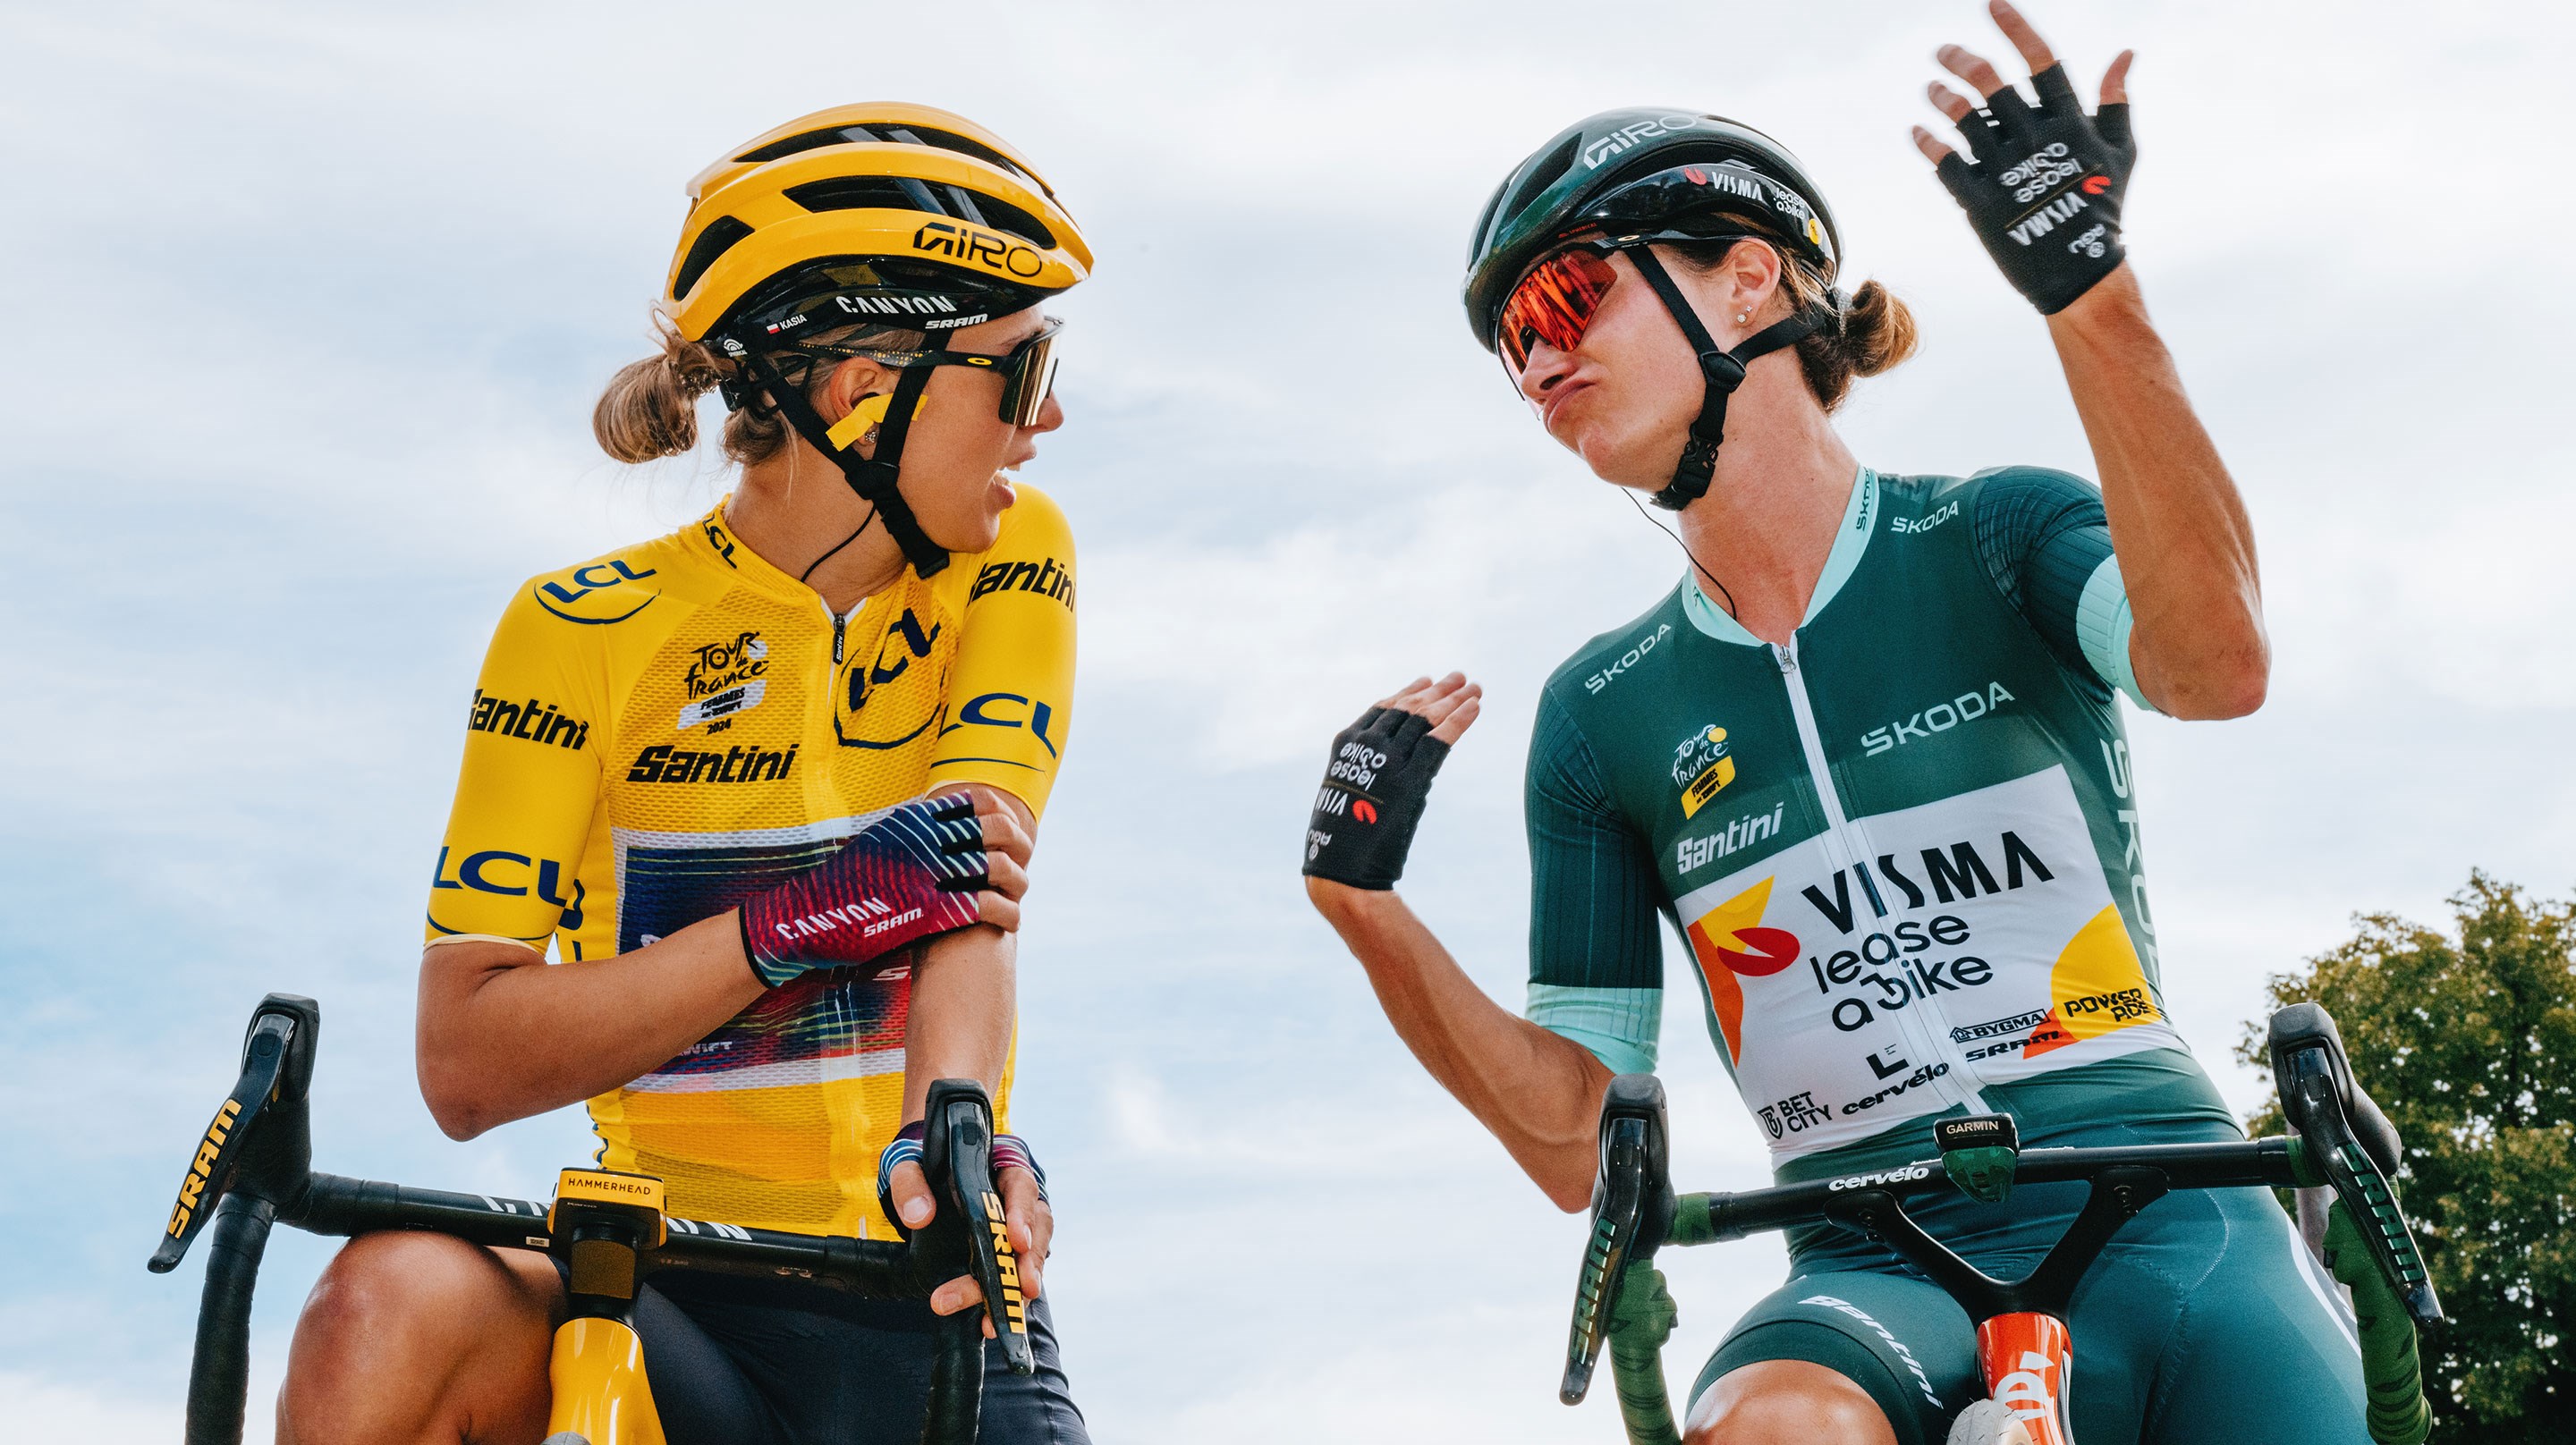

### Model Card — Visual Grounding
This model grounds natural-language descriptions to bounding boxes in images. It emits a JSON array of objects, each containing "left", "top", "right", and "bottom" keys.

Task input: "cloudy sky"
[{"left": 4, "top": 1, "right": 2568, "bottom": 1438}]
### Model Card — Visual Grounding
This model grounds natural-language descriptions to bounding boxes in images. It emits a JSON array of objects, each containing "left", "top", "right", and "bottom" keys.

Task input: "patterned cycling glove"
[
  {"left": 1934, "top": 63, "right": 2136, "bottom": 315},
  {"left": 737, "top": 794, "right": 987, "bottom": 987},
  {"left": 1301, "top": 706, "right": 1452, "bottom": 891},
  {"left": 875, "top": 1120, "right": 1049, "bottom": 1241}
]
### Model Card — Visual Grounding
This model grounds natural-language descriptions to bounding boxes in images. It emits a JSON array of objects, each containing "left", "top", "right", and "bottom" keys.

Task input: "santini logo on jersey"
[
  {"left": 469, "top": 690, "right": 589, "bottom": 750},
  {"left": 626, "top": 743, "right": 799, "bottom": 784},
  {"left": 969, "top": 555, "right": 1075, "bottom": 610},
  {"left": 1861, "top": 683, "right": 2015, "bottom": 756},
  {"left": 1678, "top": 802, "right": 1785, "bottom": 875}
]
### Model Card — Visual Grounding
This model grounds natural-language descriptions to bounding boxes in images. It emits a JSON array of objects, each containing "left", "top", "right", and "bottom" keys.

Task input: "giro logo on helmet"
[
  {"left": 913, "top": 221, "right": 1045, "bottom": 278},
  {"left": 1581, "top": 115, "right": 1705, "bottom": 169}
]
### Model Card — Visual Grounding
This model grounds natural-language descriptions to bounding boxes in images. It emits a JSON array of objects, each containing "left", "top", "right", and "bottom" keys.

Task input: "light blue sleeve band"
[
  {"left": 1527, "top": 984, "right": 1660, "bottom": 1075},
  {"left": 2076, "top": 555, "right": 2155, "bottom": 713}
]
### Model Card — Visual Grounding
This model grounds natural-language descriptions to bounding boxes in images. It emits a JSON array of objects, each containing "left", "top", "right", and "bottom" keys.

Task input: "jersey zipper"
[{"left": 1770, "top": 634, "right": 1989, "bottom": 1116}]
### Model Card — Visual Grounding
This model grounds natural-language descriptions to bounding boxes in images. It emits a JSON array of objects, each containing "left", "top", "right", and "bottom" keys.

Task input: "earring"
[{"left": 1736, "top": 311, "right": 1750, "bottom": 325}]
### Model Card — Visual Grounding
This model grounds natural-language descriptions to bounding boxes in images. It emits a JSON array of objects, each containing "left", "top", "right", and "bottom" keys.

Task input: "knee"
[
  {"left": 1686, "top": 1359, "right": 1895, "bottom": 1445},
  {"left": 295, "top": 1233, "right": 487, "bottom": 1347}
]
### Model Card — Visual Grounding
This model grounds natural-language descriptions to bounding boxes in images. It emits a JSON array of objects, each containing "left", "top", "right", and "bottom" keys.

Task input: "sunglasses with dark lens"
[
  {"left": 862, "top": 317, "right": 1065, "bottom": 426},
  {"left": 1497, "top": 246, "right": 1618, "bottom": 376}
]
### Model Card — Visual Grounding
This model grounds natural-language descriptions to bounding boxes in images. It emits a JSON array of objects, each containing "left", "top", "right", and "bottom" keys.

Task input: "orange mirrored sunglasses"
[{"left": 1497, "top": 245, "right": 1618, "bottom": 376}]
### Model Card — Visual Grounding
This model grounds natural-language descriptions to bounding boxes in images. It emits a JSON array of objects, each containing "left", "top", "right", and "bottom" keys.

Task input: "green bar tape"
[
  {"left": 1606, "top": 1262, "right": 1683, "bottom": 1445},
  {"left": 2321, "top": 1202, "right": 2433, "bottom": 1445},
  {"left": 1942, "top": 1145, "right": 2019, "bottom": 1204},
  {"left": 1667, "top": 1192, "right": 1718, "bottom": 1247},
  {"left": 2285, "top": 1134, "right": 2328, "bottom": 1188}
]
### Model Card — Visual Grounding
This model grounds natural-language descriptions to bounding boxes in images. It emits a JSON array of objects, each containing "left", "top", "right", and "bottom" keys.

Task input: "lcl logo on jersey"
[
  {"left": 1672, "top": 723, "right": 1737, "bottom": 818},
  {"left": 533, "top": 559, "right": 659, "bottom": 624}
]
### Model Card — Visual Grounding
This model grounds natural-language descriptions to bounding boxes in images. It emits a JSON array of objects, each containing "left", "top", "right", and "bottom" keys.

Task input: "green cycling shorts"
[{"left": 1693, "top": 1121, "right": 2369, "bottom": 1445}]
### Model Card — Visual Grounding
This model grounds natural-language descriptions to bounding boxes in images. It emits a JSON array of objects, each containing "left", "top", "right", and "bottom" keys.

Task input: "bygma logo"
[{"left": 913, "top": 221, "right": 1044, "bottom": 278}]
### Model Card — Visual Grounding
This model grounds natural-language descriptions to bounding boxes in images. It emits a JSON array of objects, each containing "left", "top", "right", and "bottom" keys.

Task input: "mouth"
[{"left": 1539, "top": 378, "right": 1592, "bottom": 433}]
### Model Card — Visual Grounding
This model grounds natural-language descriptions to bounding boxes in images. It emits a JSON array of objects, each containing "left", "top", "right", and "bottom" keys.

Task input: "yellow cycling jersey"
[{"left": 425, "top": 486, "right": 1076, "bottom": 1238}]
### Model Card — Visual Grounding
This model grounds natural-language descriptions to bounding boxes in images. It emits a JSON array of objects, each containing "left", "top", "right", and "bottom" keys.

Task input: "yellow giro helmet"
[
  {"left": 657, "top": 104, "right": 1094, "bottom": 579},
  {"left": 661, "top": 102, "right": 1092, "bottom": 347}
]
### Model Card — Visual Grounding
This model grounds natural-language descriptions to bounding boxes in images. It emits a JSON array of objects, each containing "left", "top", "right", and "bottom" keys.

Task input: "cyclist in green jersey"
[{"left": 1302, "top": 6, "right": 2368, "bottom": 1442}]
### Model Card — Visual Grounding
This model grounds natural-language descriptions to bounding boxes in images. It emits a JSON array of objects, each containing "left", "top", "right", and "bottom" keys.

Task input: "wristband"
[
  {"left": 1933, "top": 63, "right": 2136, "bottom": 315},
  {"left": 990, "top": 1133, "right": 1048, "bottom": 1203},
  {"left": 1301, "top": 705, "right": 1452, "bottom": 891},
  {"left": 739, "top": 794, "right": 987, "bottom": 988}
]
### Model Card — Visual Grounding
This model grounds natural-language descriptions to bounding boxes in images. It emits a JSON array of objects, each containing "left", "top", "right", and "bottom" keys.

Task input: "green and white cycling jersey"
[{"left": 1528, "top": 465, "right": 2233, "bottom": 1172}]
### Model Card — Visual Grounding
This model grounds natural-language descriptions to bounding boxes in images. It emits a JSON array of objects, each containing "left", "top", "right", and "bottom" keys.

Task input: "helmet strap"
[
  {"left": 742, "top": 345, "right": 953, "bottom": 579},
  {"left": 1621, "top": 243, "right": 1818, "bottom": 511}
]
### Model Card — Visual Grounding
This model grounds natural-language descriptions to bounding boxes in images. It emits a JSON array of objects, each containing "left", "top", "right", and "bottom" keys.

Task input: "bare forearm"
[
  {"left": 2049, "top": 266, "right": 2267, "bottom": 718},
  {"left": 1309, "top": 880, "right": 1609, "bottom": 1210},
  {"left": 417, "top": 914, "right": 764, "bottom": 1138},
  {"left": 900, "top": 925, "right": 1017, "bottom": 1121}
]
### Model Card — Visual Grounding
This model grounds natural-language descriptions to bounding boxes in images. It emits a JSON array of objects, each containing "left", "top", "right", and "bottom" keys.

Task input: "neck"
[
  {"left": 724, "top": 440, "right": 909, "bottom": 613},
  {"left": 1668, "top": 358, "right": 1859, "bottom": 646}
]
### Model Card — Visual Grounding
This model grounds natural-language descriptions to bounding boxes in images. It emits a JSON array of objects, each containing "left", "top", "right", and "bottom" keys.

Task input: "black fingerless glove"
[
  {"left": 1301, "top": 706, "right": 1451, "bottom": 891},
  {"left": 1935, "top": 63, "right": 2136, "bottom": 315}
]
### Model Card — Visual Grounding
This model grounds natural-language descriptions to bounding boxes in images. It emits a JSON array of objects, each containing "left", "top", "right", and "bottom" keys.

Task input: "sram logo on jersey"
[
  {"left": 1861, "top": 682, "right": 2014, "bottom": 756},
  {"left": 468, "top": 690, "right": 589, "bottom": 750},
  {"left": 1671, "top": 723, "right": 1736, "bottom": 817},
  {"left": 626, "top": 742, "right": 800, "bottom": 784},
  {"left": 968, "top": 555, "right": 1075, "bottom": 610}
]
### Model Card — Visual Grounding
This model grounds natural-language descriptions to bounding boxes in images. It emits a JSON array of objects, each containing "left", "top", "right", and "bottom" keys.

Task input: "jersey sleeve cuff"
[
  {"left": 1527, "top": 984, "right": 1661, "bottom": 1076},
  {"left": 422, "top": 932, "right": 547, "bottom": 955},
  {"left": 2076, "top": 555, "right": 2156, "bottom": 714}
]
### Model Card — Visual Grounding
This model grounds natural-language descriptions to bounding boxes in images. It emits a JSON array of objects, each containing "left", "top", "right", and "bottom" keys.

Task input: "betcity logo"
[{"left": 913, "top": 221, "right": 1045, "bottom": 278}]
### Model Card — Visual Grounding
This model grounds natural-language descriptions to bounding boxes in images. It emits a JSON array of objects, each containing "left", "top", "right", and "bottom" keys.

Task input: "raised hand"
[{"left": 1912, "top": 1, "right": 2138, "bottom": 314}]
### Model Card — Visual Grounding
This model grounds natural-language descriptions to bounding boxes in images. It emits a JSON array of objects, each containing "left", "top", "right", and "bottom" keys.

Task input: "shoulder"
[
  {"left": 516, "top": 528, "right": 702, "bottom": 630},
  {"left": 1543, "top": 586, "right": 1687, "bottom": 710},
  {"left": 948, "top": 485, "right": 1078, "bottom": 612},
  {"left": 1960, "top": 465, "right": 2105, "bottom": 529}
]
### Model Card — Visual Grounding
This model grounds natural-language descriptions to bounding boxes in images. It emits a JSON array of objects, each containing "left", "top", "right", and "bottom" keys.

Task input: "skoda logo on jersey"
[
  {"left": 533, "top": 559, "right": 659, "bottom": 625},
  {"left": 1672, "top": 723, "right": 1737, "bottom": 818}
]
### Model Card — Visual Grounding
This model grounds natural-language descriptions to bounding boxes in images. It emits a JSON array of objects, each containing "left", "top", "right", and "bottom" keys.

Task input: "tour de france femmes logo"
[{"left": 1672, "top": 723, "right": 1737, "bottom": 819}]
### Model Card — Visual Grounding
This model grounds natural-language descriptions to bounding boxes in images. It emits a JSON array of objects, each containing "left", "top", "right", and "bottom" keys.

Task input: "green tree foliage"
[{"left": 2238, "top": 873, "right": 2574, "bottom": 1438}]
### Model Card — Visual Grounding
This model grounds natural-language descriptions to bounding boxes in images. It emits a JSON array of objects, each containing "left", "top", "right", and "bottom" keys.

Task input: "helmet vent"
[
  {"left": 1500, "top": 133, "right": 1582, "bottom": 228},
  {"left": 672, "top": 215, "right": 754, "bottom": 300},
  {"left": 736, "top": 123, "right": 1043, "bottom": 192},
  {"left": 784, "top": 177, "right": 1057, "bottom": 251}
]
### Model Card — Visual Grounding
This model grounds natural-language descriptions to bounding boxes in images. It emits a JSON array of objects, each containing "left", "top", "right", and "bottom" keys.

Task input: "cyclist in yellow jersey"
[{"left": 276, "top": 105, "right": 1096, "bottom": 1445}]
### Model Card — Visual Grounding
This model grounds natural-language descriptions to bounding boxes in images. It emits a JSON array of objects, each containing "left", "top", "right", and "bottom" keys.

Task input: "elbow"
[
  {"left": 1546, "top": 1177, "right": 1596, "bottom": 1215},
  {"left": 416, "top": 1057, "right": 495, "bottom": 1142},
  {"left": 2157, "top": 655, "right": 2269, "bottom": 722}
]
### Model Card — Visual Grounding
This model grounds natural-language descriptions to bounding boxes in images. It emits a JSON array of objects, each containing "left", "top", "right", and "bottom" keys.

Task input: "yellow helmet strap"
[{"left": 741, "top": 347, "right": 952, "bottom": 578}]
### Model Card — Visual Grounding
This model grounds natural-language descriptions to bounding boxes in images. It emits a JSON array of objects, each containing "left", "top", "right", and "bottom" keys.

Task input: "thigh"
[
  {"left": 279, "top": 1232, "right": 563, "bottom": 1445},
  {"left": 631, "top": 1276, "right": 789, "bottom": 1445},
  {"left": 2079, "top": 1189, "right": 2368, "bottom": 1445},
  {"left": 645, "top": 1280, "right": 1087, "bottom": 1445},
  {"left": 1695, "top": 1271, "right": 1982, "bottom": 1445}
]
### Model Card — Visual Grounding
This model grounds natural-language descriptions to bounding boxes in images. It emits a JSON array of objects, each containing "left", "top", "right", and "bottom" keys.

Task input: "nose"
[
  {"left": 1026, "top": 392, "right": 1065, "bottom": 436},
  {"left": 1514, "top": 342, "right": 1579, "bottom": 409}
]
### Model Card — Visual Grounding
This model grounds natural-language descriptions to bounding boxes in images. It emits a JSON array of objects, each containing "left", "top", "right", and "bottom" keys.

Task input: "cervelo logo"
[
  {"left": 1861, "top": 682, "right": 2016, "bottom": 756},
  {"left": 1584, "top": 621, "right": 1672, "bottom": 694},
  {"left": 1826, "top": 1162, "right": 1933, "bottom": 1192},
  {"left": 1582, "top": 115, "right": 1703, "bottom": 169},
  {"left": 534, "top": 558, "right": 659, "bottom": 625},
  {"left": 913, "top": 221, "right": 1045, "bottom": 278}
]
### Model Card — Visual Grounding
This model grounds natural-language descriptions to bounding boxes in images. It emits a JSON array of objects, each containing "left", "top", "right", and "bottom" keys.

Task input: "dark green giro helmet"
[
  {"left": 1463, "top": 108, "right": 1847, "bottom": 511},
  {"left": 1463, "top": 108, "right": 1843, "bottom": 351}
]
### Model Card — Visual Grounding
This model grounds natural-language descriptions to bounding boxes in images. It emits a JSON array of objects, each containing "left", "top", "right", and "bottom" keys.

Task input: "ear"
[
  {"left": 818, "top": 352, "right": 901, "bottom": 422},
  {"left": 1726, "top": 241, "right": 1786, "bottom": 316}
]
